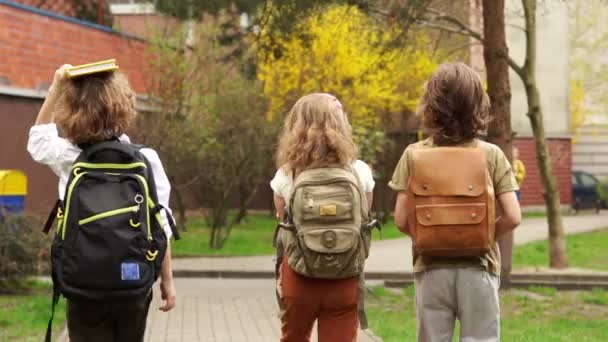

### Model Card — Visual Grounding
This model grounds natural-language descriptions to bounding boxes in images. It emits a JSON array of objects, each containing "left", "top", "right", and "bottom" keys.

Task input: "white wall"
[{"left": 506, "top": 0, "right": 570, "bottom": 136}]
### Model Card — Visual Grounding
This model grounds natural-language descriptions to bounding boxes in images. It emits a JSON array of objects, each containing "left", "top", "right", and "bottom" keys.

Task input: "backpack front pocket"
[
  {"left": 301, "top": 189, "right": 354, "bottom": 223},
  {"left": 299, "top": 228, "right": 357, "bottom": 253},
  {"left": 295, "top": 228, "right": 361, "bottom": 278}
]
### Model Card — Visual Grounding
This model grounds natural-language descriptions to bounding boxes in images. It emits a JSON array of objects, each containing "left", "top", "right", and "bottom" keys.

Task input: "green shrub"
[{"left": 0, "top": 214, "right": 48, "bottom": 288}]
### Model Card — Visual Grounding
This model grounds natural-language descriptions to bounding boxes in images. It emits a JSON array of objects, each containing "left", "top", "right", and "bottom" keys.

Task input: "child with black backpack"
[{"left": 28, "top": 64, "right": 177, "bottom": 342}]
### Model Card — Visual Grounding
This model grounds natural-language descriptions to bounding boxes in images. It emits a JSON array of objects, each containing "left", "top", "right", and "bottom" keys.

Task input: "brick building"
[{"left": 0, "top": 0, "right": 148, "bottom": 213}]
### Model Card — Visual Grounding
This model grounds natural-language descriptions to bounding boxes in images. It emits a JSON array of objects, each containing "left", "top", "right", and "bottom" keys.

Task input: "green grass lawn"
[
  {"left": 0, "top": 279, "right": 66, "bottom": 341},
  {"left": 367, "top": 286, "right": 608, "bottom": 342},
  {"left": 513, "top": 229, "right": 608, "bottom": 270},
  {"left": 173, "top": 214, "right": 397, "bottom": 257}
]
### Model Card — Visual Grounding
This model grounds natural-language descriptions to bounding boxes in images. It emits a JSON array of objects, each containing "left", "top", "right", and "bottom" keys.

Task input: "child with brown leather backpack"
[{"left": 390, "top": 63, "right": 521, "bottom": 341}]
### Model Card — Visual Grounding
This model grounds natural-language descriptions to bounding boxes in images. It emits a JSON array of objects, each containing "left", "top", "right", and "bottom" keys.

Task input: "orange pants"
[{"left": 279, "top": 259, "right": 359, "bottom": 342}]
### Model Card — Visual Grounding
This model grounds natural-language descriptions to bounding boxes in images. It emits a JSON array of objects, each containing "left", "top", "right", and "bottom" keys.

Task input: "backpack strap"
[
  {"left": 42, "top": 199, "right": 61, "bottom": 234},
  {"left": 151, "top": 204, "right": 181, "bottom": 240},
  {"left": 348, "top": 163, "right": 370, "bottom": 220},
  {"left": 272, "top": 217, "right": 295, "bottom": 248},
  {"left": 348, "top": 164, "right": 382, "bottom": 236},
  {"left": 358, "top": 273, "right": 369, "bottom": 329},
  {"left": 136, "top": 145, "right": 181, "bottom": 241},
  {"left": 44, "top": 274, "right": 61, "bottom": 342}
]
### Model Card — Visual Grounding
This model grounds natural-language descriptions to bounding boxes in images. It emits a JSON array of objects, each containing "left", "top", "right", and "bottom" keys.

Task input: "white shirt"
[
  {"left": 270, "top": 160, "right": 375, "bottom": 199},
  {"left": 27, "top": 123, "right": 174, "bottom": 239}
]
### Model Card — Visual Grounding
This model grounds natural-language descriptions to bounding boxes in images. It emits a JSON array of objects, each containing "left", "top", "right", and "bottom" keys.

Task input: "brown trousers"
[{"left": 279, "top": 259, "right": 359, "bottom": 342}]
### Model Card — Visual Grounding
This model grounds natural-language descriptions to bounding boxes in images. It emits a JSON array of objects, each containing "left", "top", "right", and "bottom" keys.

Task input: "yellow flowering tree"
[{"left": 258, "top": 5, "right": 438, "bottom": 130}]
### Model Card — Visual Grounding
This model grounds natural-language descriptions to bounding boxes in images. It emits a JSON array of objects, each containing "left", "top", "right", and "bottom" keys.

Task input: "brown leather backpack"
[{"left": 406, "top": 146, "right": 495, "bottom": 257}]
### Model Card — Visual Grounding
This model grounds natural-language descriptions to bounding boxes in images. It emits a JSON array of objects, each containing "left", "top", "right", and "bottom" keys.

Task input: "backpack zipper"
[
  {"left": 78, "top": 205, "right": 139, "bottom": 225},
  {"left": 133, "top": 174, "right": 152, "bottom": 240},
  {"left": 61, "top": 171, "right": 88, "bottom": 240}
]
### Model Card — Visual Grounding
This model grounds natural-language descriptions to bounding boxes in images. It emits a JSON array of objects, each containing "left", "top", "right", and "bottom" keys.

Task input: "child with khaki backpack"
[
  {"left": 271, "top": 93, "right": 377, "bottom": 342},
  {"left": 390, "top": 63, "right": 521, "bottom": 341}
]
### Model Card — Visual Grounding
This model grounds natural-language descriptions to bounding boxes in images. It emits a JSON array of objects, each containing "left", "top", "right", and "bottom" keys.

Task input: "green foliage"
[
  {"left": 0, "top": 281, "right": 66, "bottom": 341},
  {"left": 142, "top": 16, "right": 276, "bottom": 248},
  {"left": 0, "top": 215, "right": 47, "bottom": 284},
  {"left": 581, "top": 288, "right": 608, "bottom": 306},
  {"left": 258, "top": 4, "right": 437, "bottom": 168},
  {"left": 173, "top": 213, "right": 393, "bottom": 257},
  {"left": 155, "top": 0, "right": 263, "bottom": 19},
  {"left": 367, "top": 286, "right": 608, "bottom": 341},
  {"left": 512, "top": 229, "right": 608, "bottom": 270},
  {"left": 258, "top": 5, "right": 437, "bottom": 124},
  {"left": 172, "top": 213, "right": 277, "bottom": 257},
  {"left": 526, "top": 285, "right": 557, "bottom": 297},
  {"left": 71, "top": 0, "right": 113, "bottom": 26}
]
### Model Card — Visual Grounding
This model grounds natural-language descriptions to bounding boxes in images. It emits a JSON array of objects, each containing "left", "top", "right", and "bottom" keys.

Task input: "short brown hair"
[
  {"left": 418, "top": 63, "right": 490, "bottom": 145},
  {"left": 55, "top": 71, "right": 137, "bottom": 145}
]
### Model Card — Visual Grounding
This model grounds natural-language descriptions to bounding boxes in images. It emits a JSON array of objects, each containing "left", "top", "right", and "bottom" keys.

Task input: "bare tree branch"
[
  {"left": 508, "top": 23, "right": 527, "bottom": 33},
  {"left": 424, "top": 8, "right": 483, "bottom": 41},
  {"left": 508, "top": 56, "right": 525, "bottom": 79},
  {"left": 419, "top": 7, "right": 528, "bottom": 79},
  {"left": 419, "top": 22, "right": 482, "bottom": 41}
]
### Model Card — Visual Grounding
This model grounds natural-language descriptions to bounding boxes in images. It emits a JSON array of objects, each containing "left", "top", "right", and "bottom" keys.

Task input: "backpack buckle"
[
  {"left": 367, "top": 219, "right": 382, "bottom": 239},
  {"left": 146, "top": 250, "right": 159, "bottom": 261}
]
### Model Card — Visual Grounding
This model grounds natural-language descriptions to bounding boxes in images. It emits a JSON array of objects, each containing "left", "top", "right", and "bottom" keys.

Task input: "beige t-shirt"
[{"left": 389, "top": 138, "right": 518, "bottom": 275}]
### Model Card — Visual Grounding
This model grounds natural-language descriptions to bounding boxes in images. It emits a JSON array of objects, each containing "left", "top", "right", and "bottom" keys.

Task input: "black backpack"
[{"left": 43, "top": 140, "right": 179, "bottom": 342}]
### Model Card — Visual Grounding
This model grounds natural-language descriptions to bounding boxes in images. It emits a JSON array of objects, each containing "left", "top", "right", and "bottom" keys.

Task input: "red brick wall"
[
  {"left": 0, "top": 2, "right": 148, "bottom": 93},
  {"left": 513, "top": 137, "right": 572, "bottom": 206}
]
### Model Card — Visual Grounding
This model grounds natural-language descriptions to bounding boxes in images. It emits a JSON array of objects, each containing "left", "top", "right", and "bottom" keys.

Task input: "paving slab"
[{"left": 145, "top": 278, "right": 377, "bottom": 342}]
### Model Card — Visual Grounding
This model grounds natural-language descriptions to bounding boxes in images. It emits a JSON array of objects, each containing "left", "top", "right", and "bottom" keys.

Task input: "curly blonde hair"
[
  {"left": 276, "top": 93, "right": 357, "bottom": 172},
  {"left": 55, "top": 71, "right": 137, "bottom": 145}
]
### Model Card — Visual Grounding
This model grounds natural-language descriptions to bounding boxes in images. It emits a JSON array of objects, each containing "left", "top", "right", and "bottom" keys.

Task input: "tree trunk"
[
  {"left": 520, "top": 0, "right": 568, "bottom": 268},
  {"left": 171, "top": 185, "right": 188, "bottom": 232},
  {"left": 235, "top": 181, "right": 249, "bottom": 224},
  {"left": 482, "top": 0, "right": 515, "bottom": 288}
]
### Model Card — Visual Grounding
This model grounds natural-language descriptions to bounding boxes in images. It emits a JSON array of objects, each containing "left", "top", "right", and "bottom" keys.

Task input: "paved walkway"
[
  {"left": 173, "top": 212, "right": 608, "bottom": 274},
  {"left": 145, "top": 279, "right": 378, "bottom": 342}
]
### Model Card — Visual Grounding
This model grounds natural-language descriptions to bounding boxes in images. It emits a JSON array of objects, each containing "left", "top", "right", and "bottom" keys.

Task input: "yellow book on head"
[{"left": 65, "top": 59, "right": 119, "bottom": 78}]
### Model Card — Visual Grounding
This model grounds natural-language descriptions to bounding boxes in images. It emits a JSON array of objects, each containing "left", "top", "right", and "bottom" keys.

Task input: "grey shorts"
[{"left": 415, "top": 268, "right": 500, "bottom": 342}]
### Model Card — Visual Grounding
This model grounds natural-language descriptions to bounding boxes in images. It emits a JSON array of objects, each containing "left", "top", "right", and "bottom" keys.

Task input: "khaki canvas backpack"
[
  {"left": 406, "top": 146, "right": 495, "bottom": 257},
  {"left": 277, "top": 167, "right": 375, "bottom": 279}
]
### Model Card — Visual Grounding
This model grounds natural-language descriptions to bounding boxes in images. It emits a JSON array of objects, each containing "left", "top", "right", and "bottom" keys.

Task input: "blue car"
[{"left": 572, "top": 170, "right": 604, "bottom": 213}]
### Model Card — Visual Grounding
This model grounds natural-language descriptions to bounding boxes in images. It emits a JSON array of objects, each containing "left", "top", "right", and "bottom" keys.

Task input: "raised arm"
[{"left": 35, "top": 64, "right": 72, "bottom": 125}]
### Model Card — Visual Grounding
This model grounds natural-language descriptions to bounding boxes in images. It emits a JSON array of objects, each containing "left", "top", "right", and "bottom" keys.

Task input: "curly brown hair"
[
  {"left": 418, "top": 63, "right": 490, "bottom": 146},
  {"left": 55, "top": 71, "right": 137, "bottom": 145},
  {"left": 276, "top": 93, "right": 357, "bottom": 172}
]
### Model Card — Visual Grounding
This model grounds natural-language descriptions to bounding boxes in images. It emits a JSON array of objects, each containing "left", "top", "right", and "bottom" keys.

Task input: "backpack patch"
[{"left": 121, "top": 262, "right": 141, "bottom": 281}]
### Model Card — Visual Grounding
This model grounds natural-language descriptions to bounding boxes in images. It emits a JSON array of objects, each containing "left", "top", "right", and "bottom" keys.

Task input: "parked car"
[{"left": 571, "top": 170, "right": 608, "bottom": 213}]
